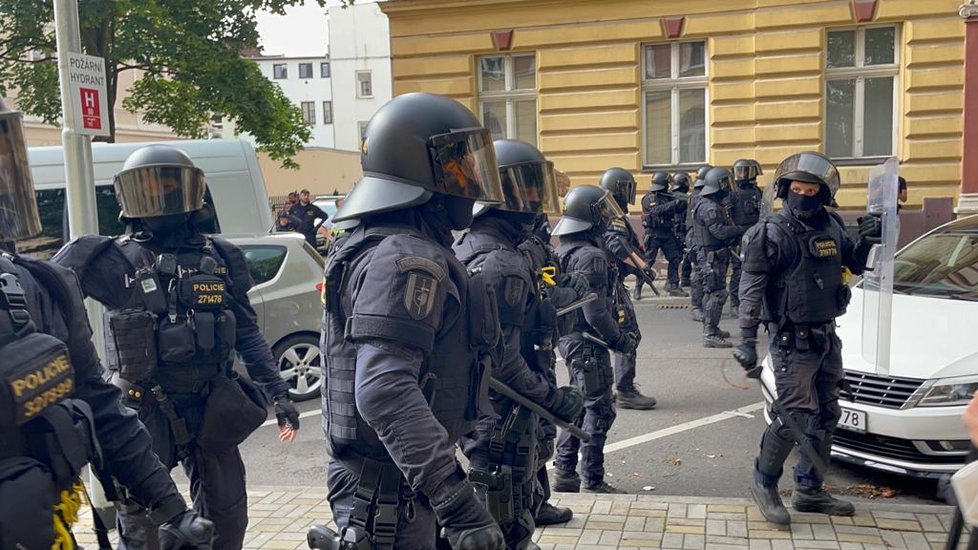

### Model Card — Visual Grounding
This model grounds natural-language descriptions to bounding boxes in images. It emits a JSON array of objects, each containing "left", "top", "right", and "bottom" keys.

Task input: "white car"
[{"left": 761, "top": 214, "right": 978, "bottom": 479}]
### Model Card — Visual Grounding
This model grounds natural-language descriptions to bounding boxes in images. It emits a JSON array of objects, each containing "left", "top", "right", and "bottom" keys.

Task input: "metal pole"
[{"left": 53, "top": 0, "right": 100, "bottom": 239}]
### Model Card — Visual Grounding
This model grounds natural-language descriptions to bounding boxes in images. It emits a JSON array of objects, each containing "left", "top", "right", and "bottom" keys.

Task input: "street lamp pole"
[{"left": 53, "top": 0, "right": 100, "bottom": 238}]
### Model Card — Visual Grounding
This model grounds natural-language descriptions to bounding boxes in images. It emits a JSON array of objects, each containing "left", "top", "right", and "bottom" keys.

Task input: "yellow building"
[{"left": 381, "top": 0, "right": 968, "bottom": 210}]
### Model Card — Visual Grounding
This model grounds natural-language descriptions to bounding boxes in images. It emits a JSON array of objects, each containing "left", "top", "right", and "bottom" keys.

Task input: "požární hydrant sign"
[{"left": 66, "top": 52, "right": 110, "bottom": 137}]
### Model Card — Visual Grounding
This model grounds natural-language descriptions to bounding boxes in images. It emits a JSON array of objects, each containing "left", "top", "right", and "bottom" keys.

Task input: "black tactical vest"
[
  {"left": 322, "top": 225, "right": 497, "bottom": 462},
  {"left": 693, "top": 199, "right": 730, "bottom": 250},
  {"left": 102, "top": 237, "right": 238, "bottom": 390},
  {"left": 0, "top": 257, "right": 105, "bottom": 548},
  {"left": 729, "top": 184, "right": 763, "bottom": 229},
  {"left": 556, "top": 241, "right": 612, "bottom": 335},
  {"left": 762, "top": 214, "right": 847, "bottom": 327}
]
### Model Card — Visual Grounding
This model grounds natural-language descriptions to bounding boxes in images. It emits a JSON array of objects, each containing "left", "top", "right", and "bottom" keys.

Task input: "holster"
[
  {"left": 469, "top": 464, "right": 515, "bottom": 525},
  {"left": 571, "top": 353, "right": 610, "bottom": 399},
  {"left": 336, "top": 454, "right": 405, "bottom": 550}
]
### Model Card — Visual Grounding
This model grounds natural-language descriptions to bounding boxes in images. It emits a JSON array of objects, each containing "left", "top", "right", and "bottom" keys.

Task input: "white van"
[{"left": 17, "top": 139, "right": 273, "bottom": 257}]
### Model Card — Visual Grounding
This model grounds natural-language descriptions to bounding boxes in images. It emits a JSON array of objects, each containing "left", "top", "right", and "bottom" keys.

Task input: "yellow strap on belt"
[
  {"left": 842, "top": 267, "right": 853, "bottom": 286},
  {"left": 541, "top": 266, "right": 557, "bottom": 287},
  {"left": 51, "top": 480, "right": 86, "bottom": 550}
]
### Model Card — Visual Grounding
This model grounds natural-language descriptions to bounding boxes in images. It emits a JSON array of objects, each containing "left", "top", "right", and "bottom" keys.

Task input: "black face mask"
[
  {"left": 141, "top": 213, "right": 189, "bottom": 236},
  {"left": 445, "top": 196, "right": 476, "bottom": 231},
  {"left": 785, "top": 192, "right": 823, "bottom": 220}
]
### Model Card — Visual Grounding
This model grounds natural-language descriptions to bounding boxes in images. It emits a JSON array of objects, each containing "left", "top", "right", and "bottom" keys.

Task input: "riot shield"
[
  {"left": 861, "top": 157, "right": 900, "bottom": 376},
  {"left": 759, "top": 182, "right": 776, "bottom": 218}
]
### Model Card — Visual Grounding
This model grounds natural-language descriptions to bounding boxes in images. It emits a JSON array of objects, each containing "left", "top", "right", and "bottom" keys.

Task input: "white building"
[
  {"left": 327, "top": 2, "right": 392, "bottom": 152},
  {"left": 250, "top": 54, "right": 336, "bottom": 148}
]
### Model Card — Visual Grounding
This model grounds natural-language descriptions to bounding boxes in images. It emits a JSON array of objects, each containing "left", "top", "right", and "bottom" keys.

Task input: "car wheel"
[{"left": 273, "top": 334, "right": 323, "bottom": 402}]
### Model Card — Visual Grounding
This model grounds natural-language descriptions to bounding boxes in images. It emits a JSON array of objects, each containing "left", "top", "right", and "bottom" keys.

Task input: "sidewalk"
[{"left": 74, "top": 486, "right": 965, "bottom": 550}]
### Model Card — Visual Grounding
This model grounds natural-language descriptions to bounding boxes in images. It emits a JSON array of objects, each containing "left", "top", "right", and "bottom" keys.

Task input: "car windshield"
[{"left": 885, "top": 230, "right": 978, "bottom": 301}]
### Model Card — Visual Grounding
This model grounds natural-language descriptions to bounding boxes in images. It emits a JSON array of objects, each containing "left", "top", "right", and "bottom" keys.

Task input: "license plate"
[{"left": 838, "top": 407, "right": 867, "bottom": 433}]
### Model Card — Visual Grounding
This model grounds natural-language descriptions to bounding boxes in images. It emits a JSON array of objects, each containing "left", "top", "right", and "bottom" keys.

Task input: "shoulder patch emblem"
[
  {"left": 395, "top": 256, "right": 447, "bottom": 282},
  {"left": 404, "top": 271, "right": 438, "bottom": 320},
  {"left": 503, "top": 276, "right": 525, "bottom": 307}
]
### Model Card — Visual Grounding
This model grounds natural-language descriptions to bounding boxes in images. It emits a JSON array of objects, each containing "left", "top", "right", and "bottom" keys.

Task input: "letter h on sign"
[{"left": 80, "top": 87, "right": 101, "bottom": 130}]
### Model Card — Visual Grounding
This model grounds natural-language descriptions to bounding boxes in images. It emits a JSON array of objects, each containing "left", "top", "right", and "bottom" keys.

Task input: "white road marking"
[{"left": 547, "top": 401, "right": 764, "bottom": 469}]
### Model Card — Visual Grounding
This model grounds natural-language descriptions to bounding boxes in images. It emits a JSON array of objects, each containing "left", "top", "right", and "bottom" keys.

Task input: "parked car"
[
  {"left": 227, "top": 233, "right": 325, "bottom": 402},
  {"left": 760, "top": 215, "right": 978, "bottom": 479}
]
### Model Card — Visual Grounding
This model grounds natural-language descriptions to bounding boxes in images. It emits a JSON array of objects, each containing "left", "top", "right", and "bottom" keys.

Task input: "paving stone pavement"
[{"left": 72, "top": 486, "right": 966, "bottom": 549}]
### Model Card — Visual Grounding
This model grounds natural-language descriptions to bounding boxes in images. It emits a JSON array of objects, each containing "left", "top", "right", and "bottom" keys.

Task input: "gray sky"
[{"left": 256, "top": 0, "right": 380, "bottom": 57}]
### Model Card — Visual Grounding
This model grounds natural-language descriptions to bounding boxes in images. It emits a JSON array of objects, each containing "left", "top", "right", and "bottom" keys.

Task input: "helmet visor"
[
  {"left": 0, "top": 111, "right": 41, "bottom": 241},
  {"left": 428, "top": 128, "right": 505, "bottom": 204},
  {"left": 750, "top": 160, "right": 764, "bottom": 175},
  {"left": 114, "top": 166, "right": 207, "bottom": 218},
  {"left": 498, "top": 160, "right": 560, "bottom": 214},
  {"left": 774, "top": 152, "right": 840, "bottom": 196},
  {"left": 734, "top": 163, "right": 760, "bottom": 182},
  {"left": 595, "top": 189, "right": 625, "bottom": 224}
]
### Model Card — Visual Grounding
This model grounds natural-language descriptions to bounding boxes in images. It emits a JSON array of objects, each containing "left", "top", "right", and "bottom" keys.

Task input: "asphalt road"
[{"left": 231, "top": 286, "right": 946, "bottom": 507}]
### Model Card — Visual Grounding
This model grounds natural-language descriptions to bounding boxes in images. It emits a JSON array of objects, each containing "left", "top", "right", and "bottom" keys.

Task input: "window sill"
[
  {"left": 641, "top": 163, "right": 710, "bottom": 174},
  {"left": 831, "top": 156, "right": 896, "bottom": 167},
  {"left": 357, "top": 95, "right": 375, "bottom": 99}
]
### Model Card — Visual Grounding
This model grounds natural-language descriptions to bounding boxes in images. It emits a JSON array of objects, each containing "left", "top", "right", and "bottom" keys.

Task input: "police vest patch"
[
  {"left": 3, "top": 341, "right": 74, "bottom": 426},
  {"left": 808, "top": 236, "right": 839, "bottom": 259}
]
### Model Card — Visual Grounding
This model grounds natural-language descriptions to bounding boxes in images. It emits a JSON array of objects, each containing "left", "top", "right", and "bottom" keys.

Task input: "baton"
[
  {"left": 488, "top": 377, "right": 591, "bottom": 443},
  {"left": 581, "top": 332, "right": 611, "bottom": 349},
  {"left": 556, "top": 293, "right": 598, "bottom": 317}
]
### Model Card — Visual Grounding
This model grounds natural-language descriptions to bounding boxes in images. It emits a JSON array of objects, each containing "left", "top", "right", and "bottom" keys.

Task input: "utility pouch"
[
  {"left": 0, "top": 332, "right": 74, "bottom": 426},
  {"left": 0, "top": 456, "right": 58, "bottom": 549},
  {"left": 197, "top": 372, "right": 268, "bottom": 452},
  {"left": 179, "top": 274, "right": 227, "bottom": 312},
  {"left": 571, "top": 358, "right": 607, "bottom": 399},
  {"left": 795, "top": 327, "right": 811, "bottom": 352},
  {"left": 158, "top": 317, "right": 196, "bottom": 364},
  {"left": 107, "top": 309, "right": 158, "bottom": 382},
  {"left": 195, "top": 311, "right": 216, "bottom": 355}
]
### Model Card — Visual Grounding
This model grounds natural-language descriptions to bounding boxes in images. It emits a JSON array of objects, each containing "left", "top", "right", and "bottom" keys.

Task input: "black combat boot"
[
  {"left": 691, "top": 307, "right": 704, "bottom": 322},
  {"left": 680, "top": 277, "right": 691, "bottom": 288},
  {"left": 583, "top": 480, "right": 624, "bottom": 494},
  {"left": 750, "top": 478, "right": 791, "bottom": 527},
  {"left": 617, "top": 386, "right": 657, "bottom": 410},
  {"left": 535, "top": 502, "right": 573, "bottom": 525},
  {"left": 632, "top": 282, "right": 643, "bottom": 301},
  {"left": 791, "top": 487, "right": 855, "bottom": 516},
  {"left": 703, "top": 330, "right": 732, "bottom": 348},
  {"left": 552, "top": 470, "right": 581, "bottom": 493},
  {"left": 666, "top": 284, "right": 688, "bottom": 297}
]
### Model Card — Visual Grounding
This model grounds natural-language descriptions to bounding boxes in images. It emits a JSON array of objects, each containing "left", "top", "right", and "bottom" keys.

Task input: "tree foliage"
[{"left": 0, "top": 0, "right": 340, "bottom": 168}]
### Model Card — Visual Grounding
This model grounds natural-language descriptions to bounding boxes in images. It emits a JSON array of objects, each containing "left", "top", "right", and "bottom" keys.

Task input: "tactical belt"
[{"left": 338, "top": 454, "right": 407, "bottom": 550}]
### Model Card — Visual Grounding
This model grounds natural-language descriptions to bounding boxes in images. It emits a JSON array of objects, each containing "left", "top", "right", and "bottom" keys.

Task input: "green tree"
[{"left": 0, "top": 0, "right": 351, "bottom": 168}]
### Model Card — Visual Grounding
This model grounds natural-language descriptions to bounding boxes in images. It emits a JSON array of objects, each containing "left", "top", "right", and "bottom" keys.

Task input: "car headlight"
[{"left": 915, "top": 375, "right": 978, "bottom": 407}]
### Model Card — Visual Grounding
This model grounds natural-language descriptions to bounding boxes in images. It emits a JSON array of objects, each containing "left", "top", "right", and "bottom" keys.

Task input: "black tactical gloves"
[
  {"left": 614, "top": 331, "right": 638, "bottom": 355},
  {"left": 545, "top": 385, "right": 585, "bottom": 423},
  {"left": 273, "top": 395, "right": 301, "bottom": 430},
  {"left": 158, "top": 510, "right": 215, "bottom": 550},
  {"left": 558, "top": 272, "right": 590, "bottom": 299},
  {"left": 733, "top": 339, "right": 762, "bottom": 379},
  {"left": 433, "top": 479, "right": 505, "bottom": 550},
  {"left": 857, "top": 212, "right": 883, "bottom": 244}
]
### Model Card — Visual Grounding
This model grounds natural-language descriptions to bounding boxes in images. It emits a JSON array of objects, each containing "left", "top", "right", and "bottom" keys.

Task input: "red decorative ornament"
[
  {"left": 491, "top": 30, "right": 514, "bottom": 51},
  {"left": 852, "top": 0, "right": 879, "bottom": 23},
  {"left": 660, "top": 17, "right": 686, "bottom": 39}
]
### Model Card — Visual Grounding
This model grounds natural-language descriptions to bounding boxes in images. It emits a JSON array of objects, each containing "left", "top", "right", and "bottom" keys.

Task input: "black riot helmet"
[
  {"left": 474, "top": 139, "right": 559, "bottom": 218},
  {"left": 772, "top": 151, "right": 840, "bottom": 205},
  {"left": 732, "top": 158, "right": 760, "bottom": 185},
  {"left": 649, "top": 171, "right": 672, "bottom": 193},
  {"left": 696, "top": 165, "right": 713, "bottom": 182},
  {"left": 333, "top": 93, "right": 505, "bottom": 223},
  {"left": 749, "top": 159, "right": 763, "bottom": 179},
  {"left": 551, "top": 185, "right": 624, "bottom": 237},
  {"left": 598, "top": 167, "right": 636, "bottom": 210},
  {"left": 699, "top": 167, "right": 734, "bottom": 198},
  {"left": 113, "top": 145, "right": 207, "bottom": 219},
  {"left": 671, "top": 172, "right": 691, "bottom": 193},
  {"left": 0, "top": 99, "right": 41, "bottom": 242}
]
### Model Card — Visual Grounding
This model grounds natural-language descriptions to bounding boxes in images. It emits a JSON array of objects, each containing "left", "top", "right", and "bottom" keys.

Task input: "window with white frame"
[
  {"left": 825, "top": 26, "right": 899, "bottom": 159},
  {"left": 357, "top": 71, "right": 373, "bottom": 98},
  {"left": 477, "top": 54, "right": 537, "bottom": 147},
  {"left": 273, "top": 63, "right": 288, "bottom": 79},
  {"left": 642, "top": 41, "right": 708, "bottom": 167},
  {"left": 301, "top": 101, "right": 316, "bottom": 124},
  {"left": 323, "top": 101, "right": 333, "bottom": 125}
]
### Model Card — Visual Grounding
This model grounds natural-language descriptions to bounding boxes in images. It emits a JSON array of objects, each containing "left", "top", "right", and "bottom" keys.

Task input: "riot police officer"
[
  {"left": 726, "top": 159, "right": 764, "bottom": 317},
  {"left": 453, "top": 139, "right": 584, "bottom": 548},
  {"left": 552, "top": 185, "right": 631, "bottom": 493},
  {"left": 54, "top": 145, "right": 301, "bottom": 549},
  {"left": 691, "top": 167, "right": 740, "bottom": 348},
  {"left": 687, "top": 165, "right": 712, "bottom": 322},
  {"left": 671, "top": 172, "right": 693, "bottom": 288},
  {"left": 597, "top": 168, "right": 657, "bottom": 410},
  {"left": 0, "top": 100, "right": 213, "bottom": 550},
  {"left": 517, "top": 212, "right": 580, "bottom": 527},
  {"left": 639, "top": 172, "right": 687, "bottom": 298},
  {"left": 733, "top": 151, "right": 882, "bottom": 527},
  {"left": 313, "top": 93, "right": 506, "bottom": 550}
]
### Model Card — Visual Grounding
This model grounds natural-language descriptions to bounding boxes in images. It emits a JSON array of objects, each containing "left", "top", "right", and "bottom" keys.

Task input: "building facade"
[
  {"left": 381, "top": 0, "right": 972, "bottom": 211},
  {"left": 250, "top": 54, "right": 336, "bottom": 148},
  {"left": 327, "top": 1, "right": 393, "bottom": 152}
]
